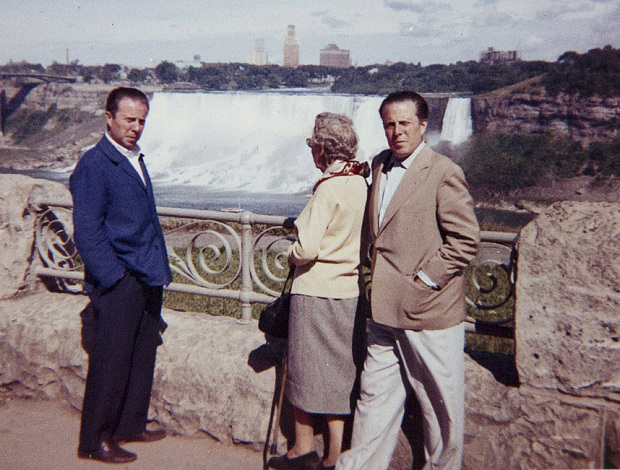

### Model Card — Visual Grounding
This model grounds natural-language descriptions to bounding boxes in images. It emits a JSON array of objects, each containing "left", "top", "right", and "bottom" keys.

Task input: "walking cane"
[
  {"left": 264, "top": 351, "right": 288, "bottom": 469},
  {"left": 271, "top": 352, "right": 287, "bottom": 454}
]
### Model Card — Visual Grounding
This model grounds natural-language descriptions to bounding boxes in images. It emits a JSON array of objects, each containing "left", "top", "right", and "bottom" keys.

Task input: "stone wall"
[
  {"left": 0, "top": 174, "right": 281, "bottom": 448},
  {"left": 0, "top": 291, "right": 280, "bottom": 448},
  {"left": 516, "top": 201, "right": 620, "bottom": 399},
  {"left": 1, "top": 174, "right": 620, "bottom": 468},
  {"left": 0, "top": 174, "right": 70, "bottom": 299},
  {"left": 460, "top": 201, "right": 620, "bottom": 469}
]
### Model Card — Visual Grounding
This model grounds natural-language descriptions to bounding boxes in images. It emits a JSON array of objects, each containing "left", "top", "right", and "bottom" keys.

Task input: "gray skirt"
[{"left": 285, "top": 294, "right": 366, "bottom": 415}]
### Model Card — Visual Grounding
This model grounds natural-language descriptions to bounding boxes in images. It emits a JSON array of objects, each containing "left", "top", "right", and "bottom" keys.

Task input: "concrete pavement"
[{"left": 0, "top": 398, "right": 264, "bottom": 470}]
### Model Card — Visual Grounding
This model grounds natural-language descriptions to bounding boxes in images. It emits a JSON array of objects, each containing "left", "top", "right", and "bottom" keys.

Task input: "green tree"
[
  {"left": 47, "top": 61, "right": 80, "bottom": 76},
  {"left": 101, "top": 63, "right": 121, "bottom": 83},
  {"left": 127, "top": 68, "right": 148, "bottom": 83},
  {"left": 462, "top": 134, "right": 553, "bottom": 189},
  {"left": 588, "top": 139, "right": 620, "bottom": 176},
  {"left": 0, "top": 62, "right": 44, "bottom": 73},
  {"left": 282, "top": 69, "right": 308, "bottom": 88},
  {"left": 543, "top": 45, "right": 620, "bottom": 97},
  {"left": 155, "top": 61, "right": 179, "bottom": 84}
]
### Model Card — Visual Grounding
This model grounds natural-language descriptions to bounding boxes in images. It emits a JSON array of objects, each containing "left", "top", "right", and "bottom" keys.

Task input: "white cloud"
[
  {"left": 0, "top": 0, "right": 618, "bottom": 67},
  {"left": 384, "top": 0, "right": 422, "bottom": 12}
]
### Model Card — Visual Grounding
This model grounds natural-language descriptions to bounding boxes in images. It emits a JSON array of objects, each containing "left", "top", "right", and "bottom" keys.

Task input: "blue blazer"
[{"left": 70, "top": 136, "right": 172, "bottom": 292}]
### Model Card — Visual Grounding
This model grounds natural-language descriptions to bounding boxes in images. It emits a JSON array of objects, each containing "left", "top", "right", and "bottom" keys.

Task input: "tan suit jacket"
[{"left": 369, "top": 145, "right": 480, "bottom": 330}]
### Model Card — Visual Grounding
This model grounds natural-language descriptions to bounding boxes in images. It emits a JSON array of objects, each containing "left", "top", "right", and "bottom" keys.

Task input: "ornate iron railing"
[{"left": 31, "top": 196, "right": 518, "bottom": 335}]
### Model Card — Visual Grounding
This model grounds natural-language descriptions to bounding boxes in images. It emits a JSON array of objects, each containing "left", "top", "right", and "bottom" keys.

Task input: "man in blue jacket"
[{"left": 70, "top": 87, "right": 172, "bottom": 464}]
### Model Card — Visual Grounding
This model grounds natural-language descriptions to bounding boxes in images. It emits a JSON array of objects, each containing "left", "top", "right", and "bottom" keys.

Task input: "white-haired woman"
[{"left": 268, "top": 112, "right": 369, "bottom": 470}]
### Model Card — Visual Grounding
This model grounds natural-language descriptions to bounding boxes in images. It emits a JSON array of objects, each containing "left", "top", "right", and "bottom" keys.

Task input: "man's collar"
[
  {"left": 391, "top": 141, "right": 425, "bottom": 169},
  {"left": 105, "top": 133, "right": 142, "bottom": 159}
]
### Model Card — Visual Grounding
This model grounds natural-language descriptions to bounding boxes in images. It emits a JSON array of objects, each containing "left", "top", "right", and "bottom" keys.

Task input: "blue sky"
[{"left": 2, "top": 0, "right": 618, "bottom": 68}]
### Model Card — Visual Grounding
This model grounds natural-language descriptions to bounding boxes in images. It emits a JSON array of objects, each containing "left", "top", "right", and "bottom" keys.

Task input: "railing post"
[{"left": 239, "top": 211, "right": 254, "bottom": 322}]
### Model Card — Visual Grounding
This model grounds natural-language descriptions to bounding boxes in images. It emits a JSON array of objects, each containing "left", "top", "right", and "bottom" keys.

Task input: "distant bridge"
[
  {"left": 0, "top": 73, "right": 77, "bottom": 136},
  {"left": 0, "top": 72, "right": 77, "bottom": 84}
]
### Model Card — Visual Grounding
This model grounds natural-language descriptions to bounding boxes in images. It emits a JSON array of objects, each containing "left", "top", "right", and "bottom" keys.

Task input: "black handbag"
[{"left": 258, "top": 268, "right": 294, "bottom": 339}]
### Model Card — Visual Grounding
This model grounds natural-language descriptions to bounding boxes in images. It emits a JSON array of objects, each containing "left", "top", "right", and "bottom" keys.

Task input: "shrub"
[
  {"left": 542, "top": 45, "right": 620, "bottom": 97},
  {"left": 461, "top": 133, "right": 593, "bottom": 189}
]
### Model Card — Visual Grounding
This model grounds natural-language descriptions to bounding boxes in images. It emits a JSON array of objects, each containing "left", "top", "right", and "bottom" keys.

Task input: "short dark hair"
[
  {"left": 105, "top": 87, "right": 149, "bottom": 116},
  {"left": 379, "top": 90, "right": 429, "bottom": 122}
]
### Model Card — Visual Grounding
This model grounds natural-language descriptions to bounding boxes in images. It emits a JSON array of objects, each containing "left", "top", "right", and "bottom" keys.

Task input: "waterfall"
[
  {"left": 139, "top": 92, "right": 470, "bottom": 194},
  {"left": 439, "top": 97, "right": 473, "bottom": 145},
  {"left": 140, "top": 91, "right": 386, "bottom": 194}
]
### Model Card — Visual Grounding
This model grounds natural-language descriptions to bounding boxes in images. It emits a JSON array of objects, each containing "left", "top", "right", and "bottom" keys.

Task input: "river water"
[
  {"left": 2, "top": 166, "right": 534, "bottom": 228},
  {"left": 1, "top": 90, "right": 534, "bottom": 227}
]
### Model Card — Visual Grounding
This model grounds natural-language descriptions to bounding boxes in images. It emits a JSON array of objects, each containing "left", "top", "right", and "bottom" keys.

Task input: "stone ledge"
[
  {"left": 0, "top": 291, "right": 279, "bottom": 447},
  {"left": 1, "top": 290, "right": 614, "bottom": 469}
]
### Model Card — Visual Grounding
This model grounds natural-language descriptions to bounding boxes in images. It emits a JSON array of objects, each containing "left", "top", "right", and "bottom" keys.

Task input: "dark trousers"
[{"left": 78, "top": 272, "right": 163, "bottom": 452}]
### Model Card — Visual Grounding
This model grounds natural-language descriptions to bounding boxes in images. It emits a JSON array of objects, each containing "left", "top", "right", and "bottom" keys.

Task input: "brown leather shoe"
[
  {"left": 115, "top": 429, "right": 167, "bottom": 444},
  {"left": 78, "top": 438, "right": 137, "bottom": 464}
]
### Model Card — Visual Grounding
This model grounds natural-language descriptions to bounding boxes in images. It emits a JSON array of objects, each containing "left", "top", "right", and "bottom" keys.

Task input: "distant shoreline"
[{"left": 0, "top": 166, "right": 536, "bottom": 229}]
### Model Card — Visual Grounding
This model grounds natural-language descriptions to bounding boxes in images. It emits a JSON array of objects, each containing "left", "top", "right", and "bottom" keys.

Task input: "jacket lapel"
[
  {"left": 99, "top": 137, "right": 147, "bottom": 190},
  {"left": 370, "top": 151, "right": 389, "bottom": 240},
  {"left": 378, "top": 145, "right": 434, "bottom": 234},
  {"left": 139, "top": 155, "right": 156, "bottom": 203}
]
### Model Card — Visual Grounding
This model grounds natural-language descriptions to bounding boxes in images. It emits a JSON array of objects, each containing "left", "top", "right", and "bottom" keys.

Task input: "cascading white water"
[
  {"left": 439, "top": 97, "right": 473, "bottom": 145},
  {"left": 140, "top": 91, "right": 386, "bottom": 193},
  {"left": 140, "top": 91, "right": 471, "bottom": 194}
]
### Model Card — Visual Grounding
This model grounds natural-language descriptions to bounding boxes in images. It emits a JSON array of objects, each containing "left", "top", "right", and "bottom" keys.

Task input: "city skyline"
[{"left": 1, "top": 0, "right": 618, "bottom": 68}]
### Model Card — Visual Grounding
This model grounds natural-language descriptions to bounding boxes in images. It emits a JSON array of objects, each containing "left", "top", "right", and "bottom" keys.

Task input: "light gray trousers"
[{"left": 336, "top": 320, "right": 465, "bottom": 470}]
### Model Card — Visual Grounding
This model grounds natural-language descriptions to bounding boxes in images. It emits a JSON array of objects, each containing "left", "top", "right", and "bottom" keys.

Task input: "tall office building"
[
  {"left": 320, "top": 44, "right": 350, "bottom": 68},
  {"left": 283, "top": 25, "right": 299, "bottom": 68},
  {"left": 249, "top": 39, "right": 268, "bottom": 66}
]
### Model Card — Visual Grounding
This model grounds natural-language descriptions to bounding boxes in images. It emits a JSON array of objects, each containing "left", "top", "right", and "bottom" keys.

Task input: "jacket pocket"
[{"left": 399, "top": 273, "right": 441, "bottom": 318}]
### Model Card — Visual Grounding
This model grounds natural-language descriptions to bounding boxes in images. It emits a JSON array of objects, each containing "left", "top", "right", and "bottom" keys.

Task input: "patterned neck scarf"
[{"left": 313, "top": 160, "right": 370, "bottom": 193}]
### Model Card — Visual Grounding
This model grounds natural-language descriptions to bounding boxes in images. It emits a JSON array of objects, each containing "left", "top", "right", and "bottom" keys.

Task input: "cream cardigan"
[{"left": 288, "top": 161, "right": 368, "bottom": 299}]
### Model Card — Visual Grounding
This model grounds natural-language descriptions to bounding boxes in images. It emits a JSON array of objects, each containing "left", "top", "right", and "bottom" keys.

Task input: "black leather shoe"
[
  {"left": 78, "top": 438, "right": 137, "bottom": 464},
  {"left": 267, "top": 450, "right": 320, "bottom": 469},
  {"left": 115, "top": 429, "right": 167, "bottom": 444}
]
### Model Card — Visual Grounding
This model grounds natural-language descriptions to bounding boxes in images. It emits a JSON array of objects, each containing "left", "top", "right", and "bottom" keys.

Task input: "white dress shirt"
[
  {"left": 105, "top": 133, "right": 145, "bottom": 185},
  {"left": 379, "top": 141, "right": 425, "bottom": 226},
  {"left": 378, "top": 141, "right": 437, "bottom": 289}
]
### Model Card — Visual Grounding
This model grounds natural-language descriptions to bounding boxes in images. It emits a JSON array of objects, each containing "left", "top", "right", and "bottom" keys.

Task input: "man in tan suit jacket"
[{"left": 337, "top": 91, "right": 480, "bottom": 470}]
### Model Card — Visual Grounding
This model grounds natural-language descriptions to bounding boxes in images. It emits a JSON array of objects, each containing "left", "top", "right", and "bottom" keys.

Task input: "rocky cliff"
[
  {"left": 1, "top": 80, "right": 161, "bottom": 113},
  {"left": 472, "top": 87, "right": 620, "bottom": 145},
  {"left": 0, "top": 81, "right": 164, "bottom": 170}
]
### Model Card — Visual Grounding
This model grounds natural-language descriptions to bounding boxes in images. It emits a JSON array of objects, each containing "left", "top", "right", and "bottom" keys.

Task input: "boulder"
[
  {"left": 152, "top": 310, "right": 281, "bottom": 446},
  {"left": 516, "top": 201, "right": 620, "bottom": 400},
  {"left": 0, "top": 291, "right": 281, "bottom": 447},
  {"left": 0, "top": 174, "right": 71, "bottom": 299},
  {"left": 463, "top": 355, "right": 604, "bottom": 470}
]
